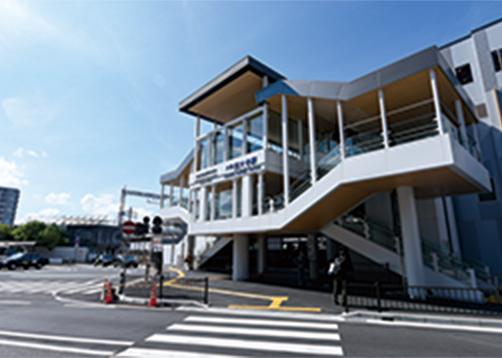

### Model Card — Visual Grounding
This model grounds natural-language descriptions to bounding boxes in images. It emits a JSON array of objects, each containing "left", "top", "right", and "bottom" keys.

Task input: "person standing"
[
  {"left": 293, "top": 251, "right": 306, "bottom": 286},
  {"left": 329, "top": 249, "right": 352, "bottom": 306}
]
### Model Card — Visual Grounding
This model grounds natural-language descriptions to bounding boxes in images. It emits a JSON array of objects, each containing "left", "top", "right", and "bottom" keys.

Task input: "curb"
[{"left": 117, "top": 294, "right": 208, "bottom": 308}]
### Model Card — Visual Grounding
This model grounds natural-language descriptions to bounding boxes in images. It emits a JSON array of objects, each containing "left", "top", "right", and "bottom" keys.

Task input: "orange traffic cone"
[
  {"left": 101, "top": 278, "right": 108, "bottom": 301},
  {"left": 104, "top": 281, "right": 114, "bottom": 304},
  {"left": 148, "top": 283, "right": 158, "bottom": 307}
]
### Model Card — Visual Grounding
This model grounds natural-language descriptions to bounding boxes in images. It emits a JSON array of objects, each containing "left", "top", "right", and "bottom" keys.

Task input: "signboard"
[{"left": 121, "top": 220, "right": 136, "bottom": 235}]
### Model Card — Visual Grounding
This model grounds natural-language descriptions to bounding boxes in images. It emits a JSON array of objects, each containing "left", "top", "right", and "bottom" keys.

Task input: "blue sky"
[{"left": 1, "top": 1, "right": 501, "bottom": 225}]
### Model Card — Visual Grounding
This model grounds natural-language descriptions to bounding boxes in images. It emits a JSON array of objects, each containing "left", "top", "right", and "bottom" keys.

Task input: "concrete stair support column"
[{"left": 233, "top": 235, "right": 249, "bottom": 280}]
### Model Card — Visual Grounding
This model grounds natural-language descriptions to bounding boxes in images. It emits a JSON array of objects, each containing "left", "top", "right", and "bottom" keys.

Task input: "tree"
[
  {"left": 0, "top": 224, "right": 13, "bottom": 241},
  {"left": 38, "top": 224, "right": 65, "bottom": 250},
  {"left": 12, "top": 221, "right": 47, "bottom": 242}
]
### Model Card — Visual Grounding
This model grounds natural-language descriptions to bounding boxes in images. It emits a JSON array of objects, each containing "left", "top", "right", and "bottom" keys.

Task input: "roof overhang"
[
  {"left": 160, "top": 150, "right": 194, "bottom": 185},
  {"left": 179, "top": 56, "right": 285, "bottom": 125}
]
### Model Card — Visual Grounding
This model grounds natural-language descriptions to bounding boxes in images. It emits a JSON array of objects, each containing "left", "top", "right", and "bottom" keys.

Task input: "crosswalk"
[
  {"left": 0, "top": 279, "right": 105, "bottom": 295},
  {"left": 116, "top": 312, "right": 344, "bottom": 357}
]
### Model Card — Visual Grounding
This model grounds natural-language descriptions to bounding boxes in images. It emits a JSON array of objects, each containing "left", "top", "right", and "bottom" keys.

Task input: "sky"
[{"left": 1, "top": 0, "right": 501, "bottom": 226}]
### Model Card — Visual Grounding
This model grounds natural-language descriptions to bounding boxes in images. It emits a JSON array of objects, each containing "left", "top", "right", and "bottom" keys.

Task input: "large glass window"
[
  {"left": 215, "top": 187, "right": 233, "bottom": 220},
  {"left": 212, "top": 131, "right": 225, "bottom": 165},
  {"left": 197, "top": 137, "right": 209, "bottom": 170},
  {"left": 491, "top": 48, "right": 502, "bottom": 72},
  {"left": 228, "top": 121, "right": 244, "bottom": 159},
  {"left": 247, "top": 114, "right": 263, "bottom": 153}
]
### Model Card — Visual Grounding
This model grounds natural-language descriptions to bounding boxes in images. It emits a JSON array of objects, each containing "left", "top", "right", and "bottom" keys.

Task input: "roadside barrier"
[
  {"left": 344, "top": 282, "right": 502, "bottom": 316},
  {"left": 148, "top": 284, "right": 158, "bottom": 307},
  {"left": 104, "top": 281, "right": 114, "bottom": 304}
]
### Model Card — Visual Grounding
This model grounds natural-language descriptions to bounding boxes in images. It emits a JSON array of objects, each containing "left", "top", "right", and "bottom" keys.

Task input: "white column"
[
  {"left": 188, "top": 188, "right": 193, "bottom": 213},
  {"left": 180, "top": 175, "right": 186, "bottom": 208},
  {"left": 208, "top": 134, "right": 214, "bottom": 168},
  {"left": 160, "top": 184, "right": 165, "bottom": 209},
  {"left": 337, "top": 101, "right": 346, "bottom": 159},
  {"left": 258, "top": 172, "right": 264, "bottom": 215},
  {"left": 194, "top": 116, "right": 201, "bottom": 172},
  {"left": 308, "top": 97, "right": 317, "bottom": 183},
  {"left": 378, "top": 89, "right": 390, "bottom": 148},
  {"left": 257, "top": 235, "right": 267, "bottom": 274},
  {"left": 430, "top": 69, "right": 445, "bottom": 135},
  {"left": 224, "top": 127, "right": 229, "bottom": 162},
  {"left": 455, "top": 100, "right": 468, "bottom": 146},
  {"left": 195, "top": 116, "right": 201, "bottom": 137},
  {"left": 241, "top": 174, "right": 252, "bottom": 217},
  {"left": 397, "top": 186, "right": 426, "bottom": 286},
  {"left": 200, "top": 186, "right": 207, "bottom": 221},
  {"left": 263, "top": 103, "right": 269, "bottom": 151},
  {"left": 210, "top": 185, "right": 216, "bottom": 221},
  {"left": 169, "top": 183, "right": 174, "bottom": 207},
  {"left": 307, "top": 234, "right": 318, "bottom": 281},
  {"left": 282, "top": 95, "right": 290, "bottom": 204},
  {"left": 233, "top": 235, "right": 249, "bottom": 280},
  {"left": 298, "top": 120, "right": 304, "bottom": 160},
  {"left": 241, "top": 120, "right": 247, "bottom": 156},
  {"left": 232, "top": 179, "right": 238, "bottom": 219}
]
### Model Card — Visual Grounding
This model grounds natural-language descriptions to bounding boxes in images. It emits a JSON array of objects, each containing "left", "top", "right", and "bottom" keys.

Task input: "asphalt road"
[{"left": 0, "top": 264, "right": 501, "bottom": 357}]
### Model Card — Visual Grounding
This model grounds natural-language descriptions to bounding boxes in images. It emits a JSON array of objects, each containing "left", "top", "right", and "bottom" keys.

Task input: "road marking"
[
  {"left": 146, "top": 334, "right": 344, "bottom": 356},
  {"left": 0, "top": 338, "right": 114, "bottom": 356},
  {"left": 116, "top": 347, "right": 246, "bottom": 358},
  {"left": 363, "top": 318, "right": 502, "bottom": 334},
  {"left": 0, "top": 329, "right": 134, "bottom": 346},
  {"left": 164, "top": 266, "right": 321, "bottom": 312},
  {"left": 184, "top": 315, "right": 339, "bottom": 330},
  {"left": 168, "top": 323, "right": 341, "bottom": 340},
  {"left": 0, "top": 300, "right": 31, "bottom": 305}
]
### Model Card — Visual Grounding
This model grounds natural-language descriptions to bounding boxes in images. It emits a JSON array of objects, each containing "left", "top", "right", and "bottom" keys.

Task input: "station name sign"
[{"left": 194, "top": 152, "right": 264, "bottom": 185}]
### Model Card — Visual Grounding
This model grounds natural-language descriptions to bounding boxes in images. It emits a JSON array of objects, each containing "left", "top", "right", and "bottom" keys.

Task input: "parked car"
[
  {"left": 113, "top": 254, "right": 139, "bottom": 268},
  {"left": 3, "top": 252, "right": 49, "bottom": 270},
  {"left": 93, "top": 254, "right": 115, "bottom": 267}
]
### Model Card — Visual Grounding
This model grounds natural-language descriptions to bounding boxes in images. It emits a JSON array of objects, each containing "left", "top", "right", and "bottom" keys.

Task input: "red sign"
[{"left": 121, "top": 220, "right": 136, "bottom": 235}]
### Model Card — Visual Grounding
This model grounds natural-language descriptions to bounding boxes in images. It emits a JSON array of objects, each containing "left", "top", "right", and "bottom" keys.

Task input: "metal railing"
[{"left": 345, "top": 282, "right": 502, "bottom": 316}]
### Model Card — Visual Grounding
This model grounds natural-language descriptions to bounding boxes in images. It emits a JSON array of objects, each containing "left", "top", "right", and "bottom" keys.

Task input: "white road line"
[
  {"left": 116, "top": 347, "right": 247, "bottom": 358},
  {"left": 0, "top": 300, "right": 31, "bottom": 305},
  {"left": 176, "top": 306, "right": 344, "bottom": 322},
  {"left": 184, "top": 315, "right": 339, "bottom": 330},
  {"left": 168, "top": 323, "right": 340, "bottom": 341},
  {"left": 0, "top": 338, "right": 114, "bottom": 356},
  {"left": 0, "top": 330, "right": 134, "bottom": 346},
  {"left": 364, "top": 318, "right": 502, "bottom": 334},
  {"left": 146, "top": 334, "right": 344, "bottom": 356}
]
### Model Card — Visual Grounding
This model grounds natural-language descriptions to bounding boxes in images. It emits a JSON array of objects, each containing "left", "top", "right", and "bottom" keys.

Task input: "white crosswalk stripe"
[
  {"left": 117, "top": 313, "right": 344, "bottom": 357},
  {"left": 0, "top": 279, "right": 104, "bottom": 295}
]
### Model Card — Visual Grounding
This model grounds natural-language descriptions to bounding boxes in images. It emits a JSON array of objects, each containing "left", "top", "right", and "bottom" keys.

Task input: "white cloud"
[
  {"left": 0, "top": 157, "right": 28, "bottom": 187},
  {"left": 2, "top": 97, "right": 56, "bottom": 127},
  {"left": 13, "top": 147, "right": 24, "bottom": 158},
  {"left": 81, "top": 193, "right": 118, "bottom": 221},
  {"left": 22, "top": 208, "right": 60, "bottom": 224},
  {"left": 27, "top": 150, "right": 38, "bottom": 157},
  {"left": 45, "top": 192, "right": 71, "bottom": 205}
]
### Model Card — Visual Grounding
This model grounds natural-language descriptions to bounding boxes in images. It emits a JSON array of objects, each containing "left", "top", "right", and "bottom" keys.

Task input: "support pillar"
[
  {"left": 160, "top": 184, "right": 165, "bottom": 209},
  {"left": 378, "top": 89, "right": 390, "bottom": 148},
  {"left": 397, "top": 186, "right": 425, "bottom": 286},
  {"left": 232, "top": 179, "right": 238, "bottom": 218},
  {"left": 210, "top": 185, "right": 216, "bottom": 221},
  {"left": 233, "top": 235, "right": 249, "bottom": 280},
  {"left": 258, "top": 172, "right": 264, "bottom": 215},
  {"left": 281, "top": 95, "right": 290, "bottom": 205},
  {"left": 308, "top": 97, "right": 317, "bottom": 183},
  {"left": 430, "top": 69, "right": 445, "bottom": 135},
  {"left": 242, "top": 174, "right": 252, "bottom": 217},
  {"left": 337, "top": 101, "right": 346, "bottom": 159},
  {"left": 257, "top": 236, "right": 267, "bottom": 274},
  {"left": 169, "top": 183, "right": 174, "bottom": 207},
  {"left": 200, "top": 186, "right": 207, "bottom": 222},
  {"left": 307, "top": 234, "right": 318, "bottom": 281},
  {"left": 263, "top": 103, "right": 268, "bottom": 151}
]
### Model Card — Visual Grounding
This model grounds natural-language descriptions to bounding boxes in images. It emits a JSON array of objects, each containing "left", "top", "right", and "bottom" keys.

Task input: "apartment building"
[{"left": 0, "top": 187, "right": 20, "bottom": 227}]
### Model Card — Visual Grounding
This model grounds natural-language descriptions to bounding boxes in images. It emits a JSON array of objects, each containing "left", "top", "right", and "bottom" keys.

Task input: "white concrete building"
[{"left": 159, "top": 18, "right": 502, "bottom": 288}]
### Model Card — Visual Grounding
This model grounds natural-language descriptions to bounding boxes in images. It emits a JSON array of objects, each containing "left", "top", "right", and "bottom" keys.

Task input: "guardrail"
[{"left": 344, "top": 282, "right": 502, "bottom": 316}]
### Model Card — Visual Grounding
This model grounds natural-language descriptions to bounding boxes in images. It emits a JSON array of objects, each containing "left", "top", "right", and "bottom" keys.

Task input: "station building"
[{"left": 159, "top": 18, "right": 502, "bottom": 289}]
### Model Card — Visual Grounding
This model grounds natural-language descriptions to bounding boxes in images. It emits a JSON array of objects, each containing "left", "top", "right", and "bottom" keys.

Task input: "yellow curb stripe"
[{"left": 227, "top": 305, "right": 322, "bottom": 312}]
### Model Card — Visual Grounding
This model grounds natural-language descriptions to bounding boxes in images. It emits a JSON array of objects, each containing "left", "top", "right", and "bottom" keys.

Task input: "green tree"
[
  {"left": 12, "top": 221, "right": 47, "bottom": 242},
  {"left": 38, "top": 224, "right": 65, "bottom": 250},
  {"left": 0, "top": 224, "right": 13, "bottom": 241}
]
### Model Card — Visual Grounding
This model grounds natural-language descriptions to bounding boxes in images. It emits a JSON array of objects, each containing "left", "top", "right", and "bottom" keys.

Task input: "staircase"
[{"left": 322, "top": 214, "right": 496, "bottom": 288}]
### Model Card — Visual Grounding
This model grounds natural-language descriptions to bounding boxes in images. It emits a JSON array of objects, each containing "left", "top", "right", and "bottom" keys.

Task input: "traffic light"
[
  {"left": 134, "top": 223, "right": 147, "bottom": 236},
  {"left": 152, "top": 216, "right": 163, "bottom": 234}
]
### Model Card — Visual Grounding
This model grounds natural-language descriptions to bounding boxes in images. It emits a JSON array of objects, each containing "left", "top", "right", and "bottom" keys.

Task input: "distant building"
[
  {"left": 0, "top": 187, "right": 20, "bottom": 227},
  {"left": 62, "top": 224, "right": 123, "bottom": 254}
]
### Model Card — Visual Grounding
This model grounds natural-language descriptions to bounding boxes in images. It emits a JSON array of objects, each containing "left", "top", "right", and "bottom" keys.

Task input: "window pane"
[
  {"left": 492, "top": 50, "right": 502, "bottom": 72},
  {"left": 247, "top": 114, "right": 263, "bottom": 153},
  {"left": 455, "top": 64, "right": 473, "bottom": 85},
  {"left": 228, "top": 122, "right": 244, "bottom": 159}
]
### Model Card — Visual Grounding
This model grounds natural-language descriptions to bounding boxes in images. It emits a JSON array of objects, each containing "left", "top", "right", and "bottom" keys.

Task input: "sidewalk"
[{"left": 60, "top": 266, "right": 502, "bottom": 332}]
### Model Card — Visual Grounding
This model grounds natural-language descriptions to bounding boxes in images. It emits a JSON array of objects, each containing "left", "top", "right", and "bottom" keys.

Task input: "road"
[{"left": 0, "top": 265, "right": 501, "bottom": 357}]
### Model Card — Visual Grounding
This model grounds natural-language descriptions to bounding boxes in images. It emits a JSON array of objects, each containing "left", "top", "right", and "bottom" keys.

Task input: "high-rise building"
[
  {"left": 159, "top": 18, "right": 502, "bottom": 288},
  {"left": 0, "top": 187, "right": 20, "bottom": 227}
]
